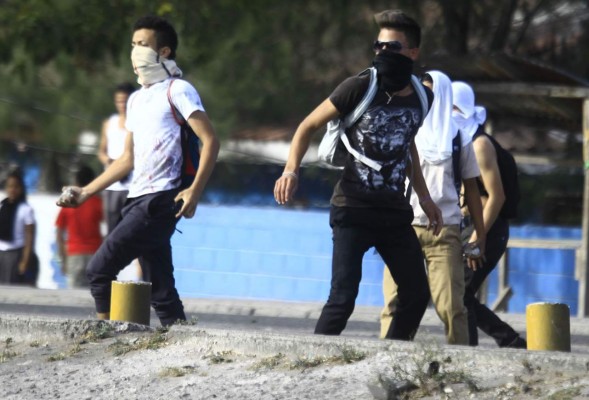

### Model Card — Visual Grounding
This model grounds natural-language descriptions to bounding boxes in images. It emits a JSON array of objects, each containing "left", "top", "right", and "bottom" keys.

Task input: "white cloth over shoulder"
[
  {"left": 451, "top": 81, "right": 487, "bottom": 139},
  {"left": 414, "top": 70, "right": 471, "bottom": 164}
]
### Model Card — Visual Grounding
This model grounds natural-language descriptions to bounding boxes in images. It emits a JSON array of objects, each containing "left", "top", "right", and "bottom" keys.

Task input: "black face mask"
[{"left": 372, "top": 51, "right": 414, "bottom": 92}]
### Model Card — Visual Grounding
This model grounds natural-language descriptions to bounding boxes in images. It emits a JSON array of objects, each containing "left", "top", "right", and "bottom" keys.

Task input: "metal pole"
[{"left": 579, "top": 99, "right": 589, "bottom": 318}]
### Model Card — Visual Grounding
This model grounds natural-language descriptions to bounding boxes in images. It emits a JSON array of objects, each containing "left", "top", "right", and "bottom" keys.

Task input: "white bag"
[{"left": 317, "top": 68, "right": 428, "bottom": 171}]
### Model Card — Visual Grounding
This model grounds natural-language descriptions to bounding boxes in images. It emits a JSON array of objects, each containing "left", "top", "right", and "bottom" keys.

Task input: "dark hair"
[
  {"left": 75, "top": 165, "right": 96, "bottom": 187},
  {"left": 114, "top": 82, "right": 136, "bottom": 96},
  {"left": 5, "top": 169, "right": 27, "bottom": 202},
  {"left": 374, "top": 10, "right": 421, "bottom": 48},
  {"left": 133, "top": 15, "right": 178, "bottom": 60},
  {"left": 421, "top": 73, "right": 433, "bottom": 85}
]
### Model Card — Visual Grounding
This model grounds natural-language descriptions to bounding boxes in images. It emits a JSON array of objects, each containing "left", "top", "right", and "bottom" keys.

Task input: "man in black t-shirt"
[{"left": 274, "top": 10, "right": 443, "bottom": 340}]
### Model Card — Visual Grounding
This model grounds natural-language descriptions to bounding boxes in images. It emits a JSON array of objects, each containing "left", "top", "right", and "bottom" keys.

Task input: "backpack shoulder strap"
[
  {"left": 452, "top": 131, "right": 462, "bottom": 200},
  {"left": 342, "top": 67, "right": 378, "bottom": 128},
  {"left": 472, "top": 125, "right": 485, "bottom": 141},
  {"left": 339, "top": 67, "right": 382, "bottom": 171},
  {"left": 167, "top": 79, "right": 184, "bottom": 126},
  {"left": 410, "top": 75, "right": 428, "bottom": 127}
]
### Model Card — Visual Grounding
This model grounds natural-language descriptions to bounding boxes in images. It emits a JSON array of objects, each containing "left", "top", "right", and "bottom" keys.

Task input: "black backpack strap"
[{"left": 452, "top": 131, "right": 462, "bottom": 201}]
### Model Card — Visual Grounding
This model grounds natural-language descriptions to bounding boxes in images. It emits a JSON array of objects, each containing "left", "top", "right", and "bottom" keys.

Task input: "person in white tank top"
[{"left": 97, "top": 83, "right": 136, "bottom": 234}]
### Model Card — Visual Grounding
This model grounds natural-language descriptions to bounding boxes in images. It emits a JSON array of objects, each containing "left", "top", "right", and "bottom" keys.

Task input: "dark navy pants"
[
  {"left": 87, "top": 189, "right": 186, "bottom": 326},
  {"left": 315, "top": 206, "right": 430, "bottom": 341},
  {"left": 463, "top": 217, "right": 522, "bottom": 346}
]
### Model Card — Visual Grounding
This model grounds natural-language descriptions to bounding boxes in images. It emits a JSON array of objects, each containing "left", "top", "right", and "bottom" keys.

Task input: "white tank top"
[{"left": 105, "top": 114, "right": 131, "bottom": 191}]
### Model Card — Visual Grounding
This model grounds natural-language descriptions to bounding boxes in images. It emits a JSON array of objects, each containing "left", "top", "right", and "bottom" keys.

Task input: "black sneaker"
[{"left": 505, "top": 336, "right": 527, "bottom": 349}]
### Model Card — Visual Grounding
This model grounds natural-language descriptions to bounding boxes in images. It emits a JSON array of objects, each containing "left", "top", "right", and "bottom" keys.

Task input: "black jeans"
[
  {"left": 463, "top": 217, "right": 521, "bottom": 346},
  {"left": 315, "top": 206, "right": 430, "bottom": 341},
  {"left": 87, "top": 189, "right": 186, "bottom": 326}
]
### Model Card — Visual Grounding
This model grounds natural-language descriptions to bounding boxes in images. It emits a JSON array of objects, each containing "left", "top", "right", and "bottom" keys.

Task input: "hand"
[
  {"left": 464, "top": 241, "right": 486, "bottom": 271},
  {"left": 18, "top": 260, "right": 27, "bottom": 275},
  {"left": 274, "top": 172, "right": 298, "bottom": 205},
  {"left": 420, "top": 197, "right": 443, "bottom": 236},
  {"left": 174, "top": 190, "right": 198, "bottom": 219},
  {"left": 56, "top": 186, "right": 88, "bottom": 208}
]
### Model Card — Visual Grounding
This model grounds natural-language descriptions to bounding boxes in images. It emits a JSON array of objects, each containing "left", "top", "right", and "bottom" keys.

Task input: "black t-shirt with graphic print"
[{"left": 328, "top": 71, "right": 433, "bottom": 209}]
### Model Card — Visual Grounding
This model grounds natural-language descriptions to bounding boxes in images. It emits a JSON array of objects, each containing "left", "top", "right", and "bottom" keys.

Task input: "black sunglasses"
[{"left": 373, "top": 40, "right": 404, "bottom": 52}]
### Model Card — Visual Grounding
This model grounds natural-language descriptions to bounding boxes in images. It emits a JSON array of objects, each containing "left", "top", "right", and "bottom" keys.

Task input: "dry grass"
[
  {"left": 251, "top": 345, "right": 367, "bottom": 371},
  {"left": 108, "top": 327, "right": 169, "bottom": 356},
  {"left": 0, "top": 338, "right": 17, "bottom": 363},
  {"left": 158, "top": 365, "right": 199, "bottom": 378}
]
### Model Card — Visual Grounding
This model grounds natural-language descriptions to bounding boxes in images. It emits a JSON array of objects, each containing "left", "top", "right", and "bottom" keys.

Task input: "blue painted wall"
[
  {"left": 173, "top": 205, "right": 384, "bottom": 305},
  {"left": 173, "top": 205, "right": 582, "bottom": 314}
]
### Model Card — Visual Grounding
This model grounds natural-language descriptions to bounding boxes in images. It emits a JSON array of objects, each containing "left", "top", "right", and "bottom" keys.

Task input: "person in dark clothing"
[
  {"left": 452, "top": 81, "right": 527, "bottom": 348},
  {"left": 274, "top": 9, "right": 443, "bottom": 340}
]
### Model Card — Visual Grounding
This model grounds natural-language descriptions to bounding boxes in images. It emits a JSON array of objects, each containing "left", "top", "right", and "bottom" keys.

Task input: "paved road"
[{"left": 2, "top": 285, "right": 589, "bottom": 353}]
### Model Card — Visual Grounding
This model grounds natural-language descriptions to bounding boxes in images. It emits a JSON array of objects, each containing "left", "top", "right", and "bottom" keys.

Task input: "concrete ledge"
[{"left": 2, "top": 313, "right": 589, "bottom": 374}]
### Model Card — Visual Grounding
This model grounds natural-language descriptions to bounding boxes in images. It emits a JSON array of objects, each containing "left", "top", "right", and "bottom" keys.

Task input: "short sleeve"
[
  {"left": 170, "top": 79, "right": 206, "bottom": 120},
  {"left": 55, "top": 208, "right": 67, "bottom": 229},
  {"left": 21, "top": 203, "right": 35, "bottom": 226},
  {"left": 329, "top": 74, "right": 370, "bottom": 117}
]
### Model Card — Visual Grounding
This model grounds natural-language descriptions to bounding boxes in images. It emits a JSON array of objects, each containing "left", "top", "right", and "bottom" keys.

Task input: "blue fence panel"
[
  {"left": 172, "top": 206, "right": 581, "bottom": 313},
  {"left": 172, "top": 205, "right": 386, "bottom": 304}
]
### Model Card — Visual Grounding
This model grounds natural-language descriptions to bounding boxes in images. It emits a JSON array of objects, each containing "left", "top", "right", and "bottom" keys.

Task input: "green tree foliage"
[{"left": 0, "top": 0, "right": 586, "bottom": 150}]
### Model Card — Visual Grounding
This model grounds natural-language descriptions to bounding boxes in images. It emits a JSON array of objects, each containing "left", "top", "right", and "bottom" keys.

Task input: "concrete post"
[
  {"left": 110, "top": 281, "right": 152, "bottom": 326},
  {"left": 526, "top": 302, "right": 571, "bottom": 352}
]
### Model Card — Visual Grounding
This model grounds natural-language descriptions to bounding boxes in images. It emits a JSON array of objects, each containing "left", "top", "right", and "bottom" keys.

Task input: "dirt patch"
[{"left": 1, "top": 320, "right": 589, "bottom": 399}]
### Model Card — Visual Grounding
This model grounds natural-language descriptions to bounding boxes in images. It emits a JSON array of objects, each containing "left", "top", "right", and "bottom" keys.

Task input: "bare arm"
[
  {"left": 408, "top": 139, "right": 443, "bottom": 235},
  {"left": 472, "top": 136, "right": 505, "bottom": 235},
  {"left": 97, "top": 119, "right": 111, "bottom": 167},
  {"left": 274, "top": 99, "right": 339, "bottom": 205},
  {"left": 56, "top": 227, "right": 67, "bottom": 274},
  {"left": 463, "top": 177, "right": 486, "bottom": 269},
  {"left": 57, "top": 133, "right": 134, "bottom": 207},
  {"left": 18, "top": 224, "right": 35, "bottom": 275},
  {"left": 174, "top": 110, "right": 220, "bottom": 218}
]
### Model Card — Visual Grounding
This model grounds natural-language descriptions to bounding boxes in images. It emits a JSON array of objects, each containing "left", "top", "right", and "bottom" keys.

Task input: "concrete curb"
[{"left": 2, "top": 313, "right": 589, "bottom": 374}]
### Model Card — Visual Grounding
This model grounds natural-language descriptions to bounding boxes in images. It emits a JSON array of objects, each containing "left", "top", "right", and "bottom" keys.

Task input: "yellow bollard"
[
  {"left": 110, "top": 281, "right": 152, "bottom": 326},
  {"left": 526, "top": 302, "right": 571, "bottom": 352}
]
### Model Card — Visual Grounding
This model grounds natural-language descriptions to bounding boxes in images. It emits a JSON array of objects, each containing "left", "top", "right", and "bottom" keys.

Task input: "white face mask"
[
  {"left": 452, "top": 110, "right": 469, "bottom": 130},
  {"left": 130, "top": 46, "right": 182, "bottom": 86}
]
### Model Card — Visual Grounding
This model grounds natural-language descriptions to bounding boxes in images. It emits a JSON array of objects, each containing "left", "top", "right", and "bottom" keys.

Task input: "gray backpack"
[{"left": 317, "top": 67, "right": 428, "bottom": 171}]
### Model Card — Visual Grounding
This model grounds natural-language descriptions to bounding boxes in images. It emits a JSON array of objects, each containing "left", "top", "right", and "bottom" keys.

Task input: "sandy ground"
[{"left": 1, "top": 318, "right": 589, "bottom": 400}]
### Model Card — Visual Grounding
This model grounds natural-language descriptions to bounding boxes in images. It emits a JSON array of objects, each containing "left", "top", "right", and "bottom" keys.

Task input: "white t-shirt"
[
  {"left": 410, "top": 141, "right": 480, "bottom": 226},
  {"left": 125, "top": 78, "right": 205, "bottom": 198},
  {"left": 104, "top": 114, "right": 131, "bottom": 192},
  {"left": 0, "top": 202, "right": 35, "bottom": 251}
]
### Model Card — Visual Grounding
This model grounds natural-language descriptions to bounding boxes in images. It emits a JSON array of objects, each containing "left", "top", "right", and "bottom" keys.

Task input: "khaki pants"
[{"left": 380, "top": 225, "right": 469, "bottom": 345}]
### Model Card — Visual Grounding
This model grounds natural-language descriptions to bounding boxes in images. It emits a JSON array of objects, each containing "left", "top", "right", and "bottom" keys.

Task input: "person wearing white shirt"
[
  {"left": 0, "top": 170, "right": 36, "bottom": 284},
  {"left": 57, "top": 15, "right": 220, "bottom": 326},
  {"left": 380, "top": 71, "right": 486, "bottom": 345}
]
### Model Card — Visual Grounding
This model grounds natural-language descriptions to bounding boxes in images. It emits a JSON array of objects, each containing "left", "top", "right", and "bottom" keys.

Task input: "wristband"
[{"left": 282, "top": 171, "right": 298, "bottom": 179}]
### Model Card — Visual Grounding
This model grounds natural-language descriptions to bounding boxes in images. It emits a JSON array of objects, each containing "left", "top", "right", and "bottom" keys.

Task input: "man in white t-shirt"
[{"left": 57, "top": 15, "right": 220, "bottom": 326}]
